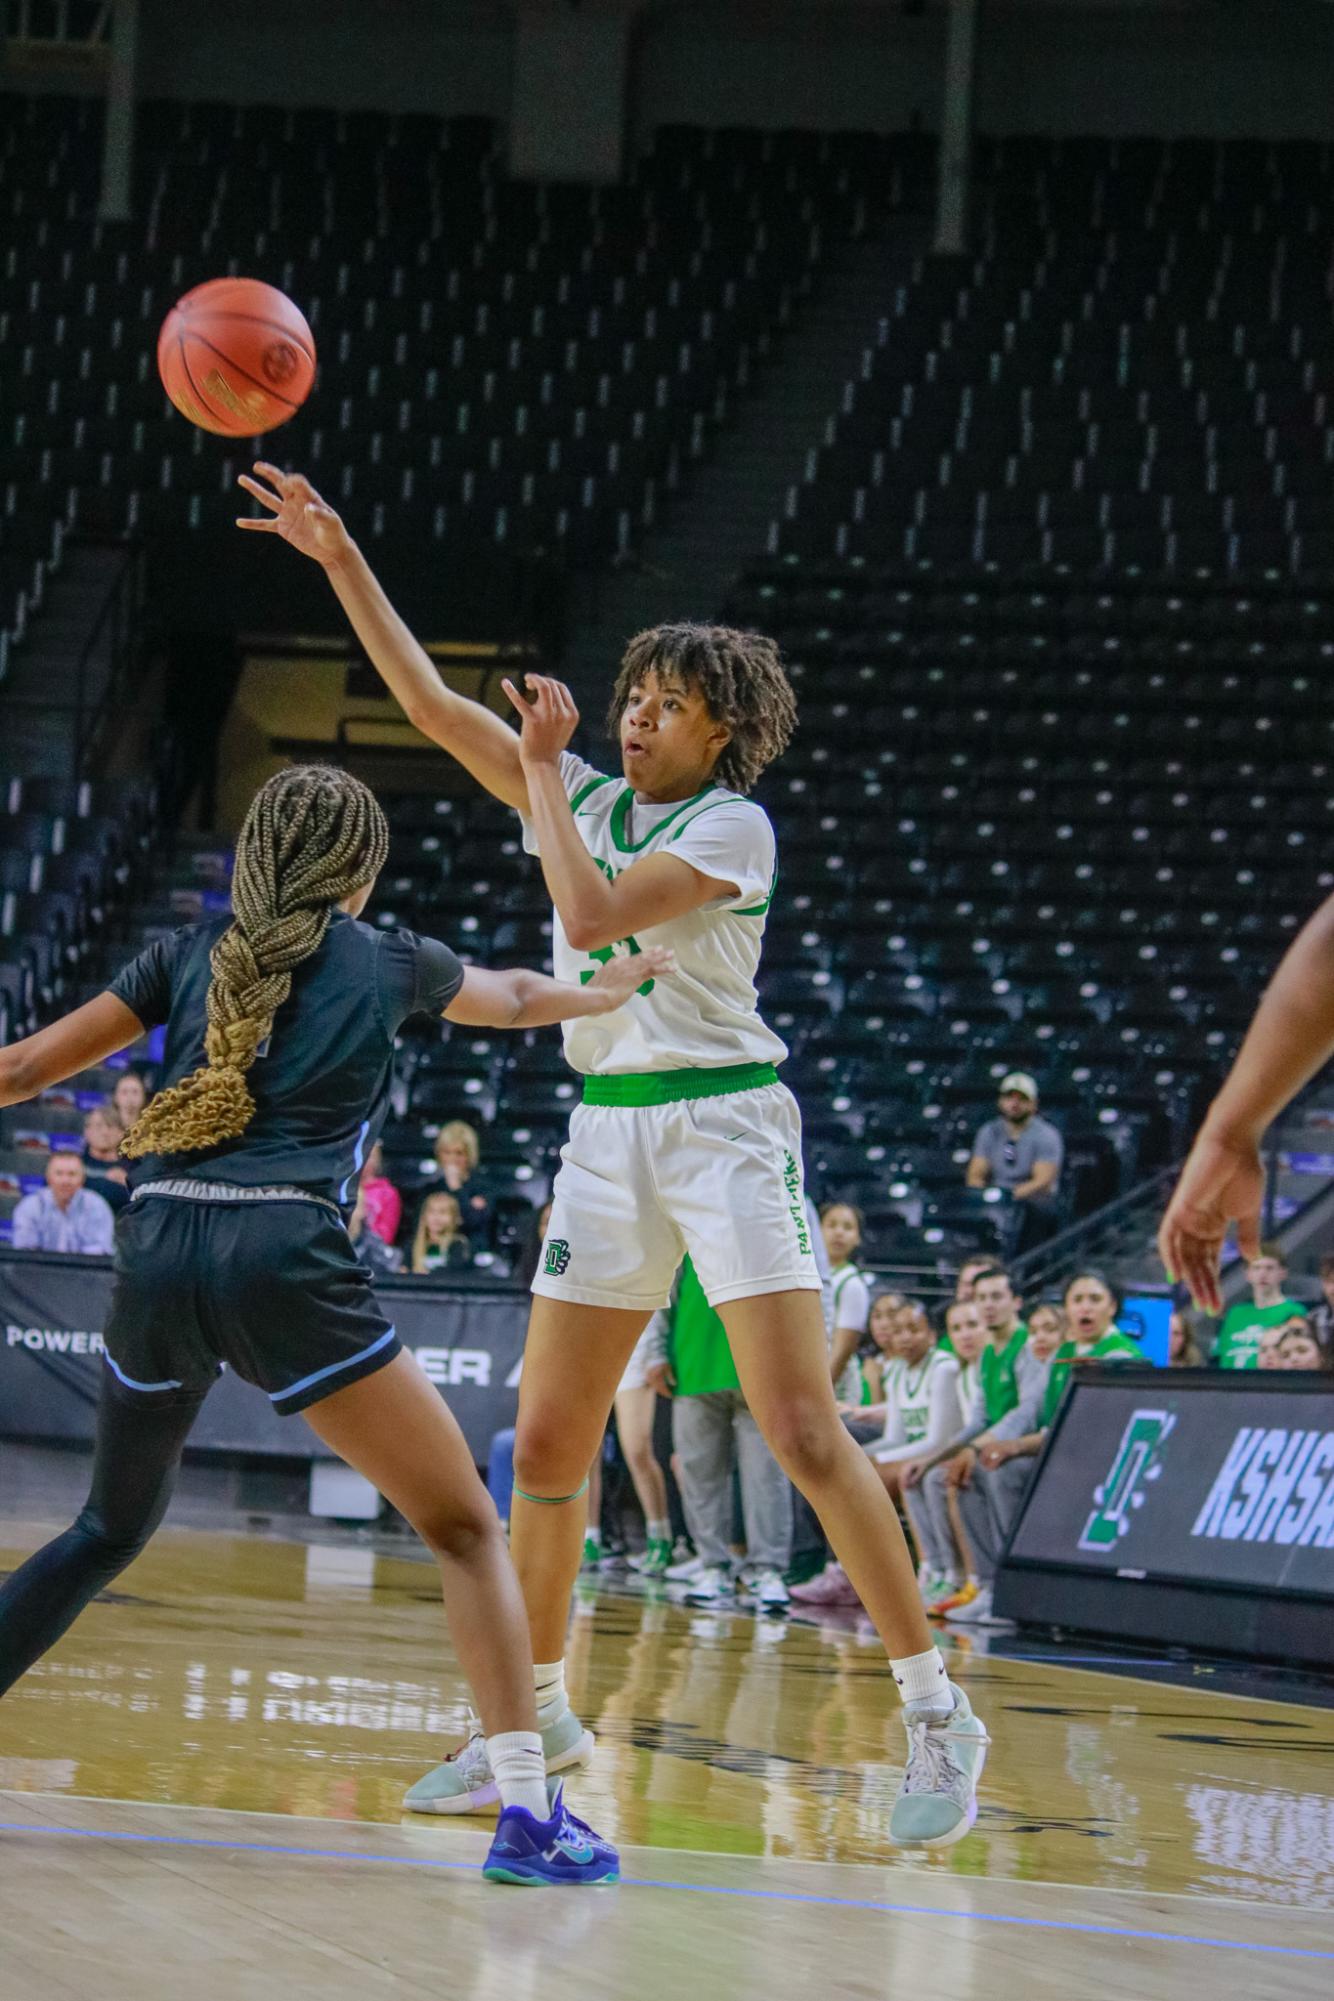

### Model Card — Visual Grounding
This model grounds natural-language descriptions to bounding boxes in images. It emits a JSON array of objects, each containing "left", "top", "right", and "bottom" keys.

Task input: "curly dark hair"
[{"left": 607, "top": 622, "right": 797, "bottom": 795}]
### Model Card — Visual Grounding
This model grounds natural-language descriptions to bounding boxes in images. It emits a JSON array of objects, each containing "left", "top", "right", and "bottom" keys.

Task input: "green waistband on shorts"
[{"left": 581, "top": 1062, "right": 779, "bottom": 1108}]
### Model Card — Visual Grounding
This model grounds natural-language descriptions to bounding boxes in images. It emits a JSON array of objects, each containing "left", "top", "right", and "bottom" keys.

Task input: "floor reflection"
[{"left": 1, "top": 1520, "right": 1331, "bottom": 1908}]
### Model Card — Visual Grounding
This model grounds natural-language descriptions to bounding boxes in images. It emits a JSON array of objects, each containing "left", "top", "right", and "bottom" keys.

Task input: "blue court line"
[{"left": 0, "top": 1821, "right": 1329, "bottom": 1960}]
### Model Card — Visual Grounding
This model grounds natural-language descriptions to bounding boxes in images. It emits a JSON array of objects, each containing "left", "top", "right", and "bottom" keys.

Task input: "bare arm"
[
  {"left": 965, "top": 1154, "right": 990, "bottom": 1189},
  {"left": 238, "top": 464, "right": 528, "bottom": 812},
  {"left": 508, "top": 677, "right": 734, "bottom": 952},
  {"left": 1014, "top": 1158, "right": 1058, "bottom": 1201},
  {"left": 1159, "top": 890, "right": 1334, "bottom": 1310},
  {"left": 443, "top": 950, "right": 672, "bottom": 1031},
  {"left": 0, "top": 994, "right": 148, "bottom": 1109}
]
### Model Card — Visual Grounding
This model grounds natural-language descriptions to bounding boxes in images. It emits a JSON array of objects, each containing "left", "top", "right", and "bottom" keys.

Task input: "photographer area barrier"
[
  {"left": 0, "top": 1249, "right": 529, "bottom": 1463},
  {"left": 994, "top": 1367, "right": 1334, "bottom": 1667}
]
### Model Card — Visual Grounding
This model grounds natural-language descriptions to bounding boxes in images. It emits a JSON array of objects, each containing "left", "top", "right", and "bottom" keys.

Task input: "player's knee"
[
  {"left": 72, "top": 1504, "right": 155, "bottom": 1576},
  {"left": 761, "top": 1400, "right": 842, "bottom": 1486},
  {"left": 417, "top": 1500, "right": 504, "bottom": 1567},
  {"left": 513, "top": 1416, "right": 589, "bottom": 1495}
]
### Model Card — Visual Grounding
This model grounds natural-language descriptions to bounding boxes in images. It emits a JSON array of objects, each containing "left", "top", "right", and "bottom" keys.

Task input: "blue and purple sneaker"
[{"left": 482, "top": 1782, "right": 620, "bottom": 1887}]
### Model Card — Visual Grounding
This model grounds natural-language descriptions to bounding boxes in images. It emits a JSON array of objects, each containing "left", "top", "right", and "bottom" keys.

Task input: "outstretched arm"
[
  {"left": 0, "top": 994, "right": 147, "bottom": 1109},
  {"left": 237, "top": 464, "right": 529, "bottom": 812},
  {"left": 506, "top": 675, "right": 735, "bottom": 951},
  {"left": 444, "top": 949, "right": 673, "bottom": 1030},
  {"left": 1159, "top": 890, "right": 1334, "bottom": 1311}
]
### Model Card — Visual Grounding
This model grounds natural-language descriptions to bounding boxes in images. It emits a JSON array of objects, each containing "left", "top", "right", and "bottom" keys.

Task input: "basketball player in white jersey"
[{"left": 238, "top": 463, "right": 990, "bottom": 1848}]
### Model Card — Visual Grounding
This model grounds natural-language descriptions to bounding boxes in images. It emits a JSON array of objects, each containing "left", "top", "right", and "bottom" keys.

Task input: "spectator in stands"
[
  {"left": 857, "top": 1290, "right": 906, "bottom": 1411},
  {"left": 1309, "top": 1254, "right": 1334, "bottom": 1359},
  {"left": 965, "top": 1073, "right": 1064, "bottom": 1257},
  {"left": 1168, "top": 1308, "right": 1205, "bottom": 1368},
  {"left": 820, "top": 1202, "right": 871, "bottom": 1404},
  {"left": 1212, "top": 1244, "right": 1301, "bottom": 1369},
  {"left": 425, "top": 1119, "right": 493, "bottom": 1241},
  {"left": 900, "top": 1265, "right": 1043, "bottom": 1618},
  {"left": 359, "top": 1140, "right": 402, "bottom": 1246},
  {"left": 110, "top": 1070, "right": 150, "bottom": 1129},
  {"left": 941, "top": 1272, "right": 1133, "bottom": 1629},
  {"left": 80, "top": 1106, "right": 130, "bottom": 1213},
  {"left": 411, "top": 1191, "right": 472, "bottom": 1274},
  {"left": 348, "top": 1181, "right": 403, "bottom": 1276},
  {"left": 12, "top": 1152, "right": 115, "bottom": 1256},
  {"left": 954, "top": 1255, "right": 995, "bottom": 1303},
  {"left": 1256, "top": 1322, "right": 1288, "bottom": 1370},
  {"left": 1025, "top": 1299, "right": 1068, "bottom": 1362},
  {"left": 1277, "top": 1318, "right": 1329, "bottom": 1371},
  {"left": 648, "top": 1257, "right": 793, "bottom": 1613}
]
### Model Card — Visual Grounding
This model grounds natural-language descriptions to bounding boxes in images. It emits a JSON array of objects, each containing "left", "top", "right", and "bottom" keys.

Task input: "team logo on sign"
[
  {"left": 1078, "top": 1407, "right": 1175, "bottom": 1551},
  {"left": 542, "top": 1238, "right": 571, "bottom": 1278}
]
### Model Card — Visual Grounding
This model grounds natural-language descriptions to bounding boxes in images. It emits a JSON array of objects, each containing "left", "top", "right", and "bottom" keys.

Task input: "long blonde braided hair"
[{"left": 122, "top": 765, "right": 389, "bottom": 1158}]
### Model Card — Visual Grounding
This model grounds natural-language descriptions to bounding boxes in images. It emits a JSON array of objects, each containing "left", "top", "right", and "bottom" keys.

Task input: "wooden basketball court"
[{"left": 1, "top": 1517, "right": 1330, "bottom": 1999}]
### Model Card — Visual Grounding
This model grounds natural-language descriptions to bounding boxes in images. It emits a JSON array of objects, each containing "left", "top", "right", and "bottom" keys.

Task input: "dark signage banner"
[
  {"left": 1004, "top": 1370, "right": 1334, "bottom": 1598},
  {"left": 0, "top": 1251, "right": 528, "bottom": 1462}
]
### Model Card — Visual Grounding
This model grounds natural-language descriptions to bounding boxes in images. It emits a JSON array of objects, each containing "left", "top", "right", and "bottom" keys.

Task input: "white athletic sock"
[
  {"left": 890, "top": 1645, "right": 952, "bottom": 1713},
  {"left": 487, "top": 1730, "right": 549, "bottom": 1818},
  {"left": 533, "top": 1659, "right": 567, "bottom": 1726},
  {"left": 647, "top": 1518, "right": 671, "bottom": 1543}
]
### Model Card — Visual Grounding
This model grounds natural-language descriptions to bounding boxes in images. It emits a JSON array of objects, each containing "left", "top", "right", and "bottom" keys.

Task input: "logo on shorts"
[{"left": 542, "top": 1238, "right": 571, "bottom": 1278}]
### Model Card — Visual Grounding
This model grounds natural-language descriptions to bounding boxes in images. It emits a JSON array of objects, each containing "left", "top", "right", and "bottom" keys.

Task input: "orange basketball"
[{"left": 157, "top": 277, "right": 316, "bottom": 438}]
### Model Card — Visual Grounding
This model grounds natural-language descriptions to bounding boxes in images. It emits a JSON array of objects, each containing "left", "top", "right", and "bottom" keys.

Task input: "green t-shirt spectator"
[
  {"left": 1214, "top": 1298, "right": 1302, "bottom": 1371},
  {"left": 1042, "top": 1330, "right": 1142, "bottom": 1427},
  {"left": 979, "top": 1324, "right": 1029, "bottom": 1426}
]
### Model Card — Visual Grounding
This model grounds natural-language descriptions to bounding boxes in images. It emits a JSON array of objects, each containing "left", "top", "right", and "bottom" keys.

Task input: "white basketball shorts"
[{"left": 531, "top": 1070, "right": 822, "bottom": 1314}]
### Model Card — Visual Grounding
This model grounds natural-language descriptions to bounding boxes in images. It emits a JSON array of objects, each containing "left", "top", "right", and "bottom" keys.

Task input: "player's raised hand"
[
  {"left": 1156, "top": 1127, "right": 1264, "bottom": 1315},
  {"left": 585, "top": 945, "right": 674, "bottom": 1012},
  {"left": 501, "top": 673, "right": 579, "bottom": 765},
  {"left": 236, "top": 463, "right": 352, "bottom": 567}
]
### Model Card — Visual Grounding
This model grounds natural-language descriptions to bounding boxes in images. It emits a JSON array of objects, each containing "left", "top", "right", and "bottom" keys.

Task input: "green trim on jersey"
[
  {"left": 608, "top": 783, "right": 717, "bottom": 853},
  {"left": 734, "top": 862, "right": 778, "bottom": 917},
  {"left": 570, "top": 773, "right": 617, "bottom": 814},
  {"left": 582, "top": 1061, "right": 779, "bottom": 1107}
]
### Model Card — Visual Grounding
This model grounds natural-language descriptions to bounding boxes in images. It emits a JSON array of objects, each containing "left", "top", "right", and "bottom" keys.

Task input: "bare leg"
[
  {"left": 945, "top": 1480, "right": 977, "bottom": 1581},
  {"left": 304, "top": 1350, "right": 536, "bottom": 1737},
  {"left": 510, "top": 1297, "right": 651, "bottom": 1664},
  {"left": 875, "top": 1460, "right": 921, "bottom": 1566},
  {"left": 721, "top": 1290, "right": 935, "bottom": 1660},
  {"left": 613, "top": 1383, "right": 669, "bottom": 1532}
]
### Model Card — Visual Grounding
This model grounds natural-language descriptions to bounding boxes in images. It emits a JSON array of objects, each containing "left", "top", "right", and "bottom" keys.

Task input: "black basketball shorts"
[{"left": 104, "top": 1186, "right": 401, "bottom": 1416}]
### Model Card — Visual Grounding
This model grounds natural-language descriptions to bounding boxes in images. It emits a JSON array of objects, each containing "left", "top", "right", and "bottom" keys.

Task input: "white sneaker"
[
  {"left": 665, "top": 1552, "right": 704, "bottom": 1582},
  {"left": 890, "top": 1680, "right": 990, "bottom": 1848},
  {"left": 683, "top": 1564, "right": 735, "bottom": 1605},
  {"left": 742, "top": 1566, "right": 791, "bottom": 1613},
  {"left": 944, "top": 1585, "right": 1014, "bottom": 1629}
]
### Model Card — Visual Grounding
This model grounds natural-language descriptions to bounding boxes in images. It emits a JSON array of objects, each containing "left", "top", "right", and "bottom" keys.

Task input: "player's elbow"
[
  {"left": 0, "top": 1044, "right": 35, "bottom": 1106},
  {"left": 563, "top": 913, "right": 612, "bottom": 954}
]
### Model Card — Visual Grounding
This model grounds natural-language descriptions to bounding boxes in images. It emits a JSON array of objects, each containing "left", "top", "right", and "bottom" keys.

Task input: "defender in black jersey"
[{"left": 0, "top": 765, "right": 665, "bottom": 1885}]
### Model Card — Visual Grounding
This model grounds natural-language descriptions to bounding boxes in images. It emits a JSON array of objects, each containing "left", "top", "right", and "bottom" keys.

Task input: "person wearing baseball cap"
[{"left": 965, "top": 1074, "right": 1064, "bottom": 1257}]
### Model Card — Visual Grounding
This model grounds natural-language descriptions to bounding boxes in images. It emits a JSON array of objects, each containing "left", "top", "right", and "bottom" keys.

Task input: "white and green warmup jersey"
[
  {"left": 870, "top": 1348, "right": 961, "bottom": 1465},
  {"left": 520, "top": 751, "right": 785, "bottom": 1075},
  {"left": 831, "top": 1262, "right": 871, "bottom": 1405}
]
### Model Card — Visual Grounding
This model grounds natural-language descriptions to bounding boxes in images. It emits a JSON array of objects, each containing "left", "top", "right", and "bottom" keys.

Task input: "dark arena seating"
[{"left": 2, "top": 107, "right": 1331, "bottom": 1269}]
